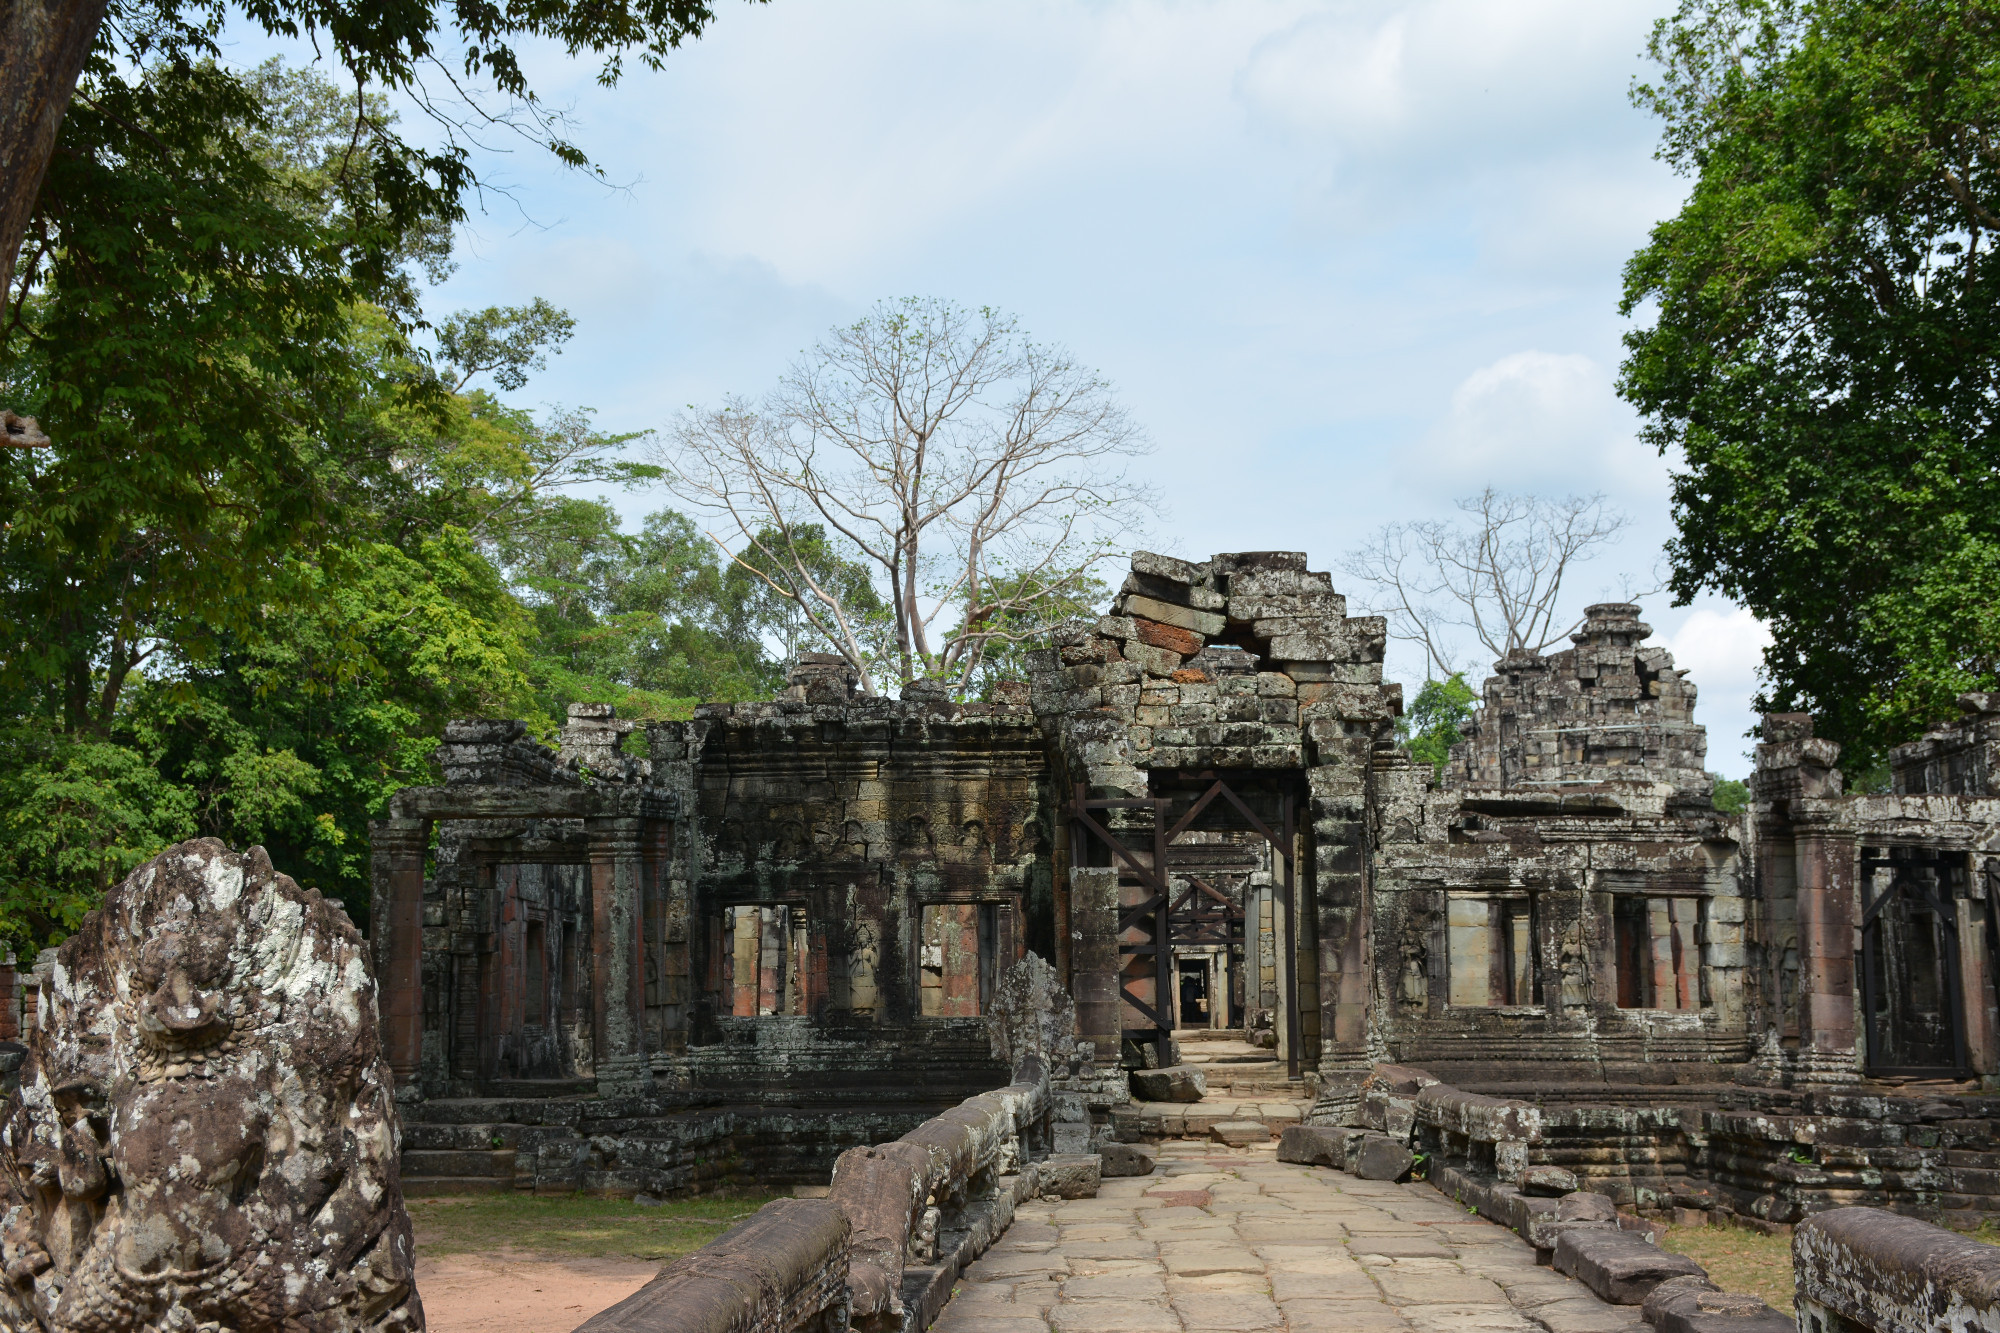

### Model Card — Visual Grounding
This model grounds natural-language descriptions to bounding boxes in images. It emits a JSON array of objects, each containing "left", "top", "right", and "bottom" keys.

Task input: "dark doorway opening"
[
  {"left": 1178, "top": 958, "right": 1210, "bottom": 1026},
  {"left": 1861, "top": 847, "right": 1969, "bottom": 1078}
]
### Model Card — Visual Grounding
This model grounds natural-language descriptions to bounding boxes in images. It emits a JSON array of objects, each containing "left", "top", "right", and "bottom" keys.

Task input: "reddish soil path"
[{"left": 418, "top": 1253, "right": 658, "bottom": 1333}]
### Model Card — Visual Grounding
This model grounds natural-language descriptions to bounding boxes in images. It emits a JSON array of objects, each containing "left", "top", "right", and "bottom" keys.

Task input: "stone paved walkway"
[{"left": 939, "top": 1140, "right": 1648, "bottom": 1333}]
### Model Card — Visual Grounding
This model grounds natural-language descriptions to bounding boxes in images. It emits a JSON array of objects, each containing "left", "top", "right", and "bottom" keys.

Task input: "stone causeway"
[{"left": 940, "top": 1139, "right": 1644, "bottom": 1333}]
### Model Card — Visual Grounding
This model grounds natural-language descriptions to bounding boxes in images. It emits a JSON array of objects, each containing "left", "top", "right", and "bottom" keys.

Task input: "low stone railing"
[
  {"left": 574, "top": 956, "right": 1098, "bottom": 1333},
  {"left": 1794, "top": 1206, "right": 2000, "bottom": 1333},
  {"left": 572, "top": 1197, "right": 853, "bottom": 1333},
  {"left": 575, "top": 1065, "right": 1061, "bottom": 1333},
  {"left": 829, "top": 1063, "right": 1054, "bottom": 1331}
]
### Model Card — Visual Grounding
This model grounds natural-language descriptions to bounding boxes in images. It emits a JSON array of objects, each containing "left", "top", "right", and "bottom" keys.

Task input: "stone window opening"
[
  {"left": 1859, "top": 846, "right": 1969, "bottom": 1076},
  {"left": 723, "top": 904, "right": 807, "bottom": 1017},
  {"left": 1613, "top": 894, "right": 1702, "bottom": 1010},
  {"left": 1446, "top": 893, "right": 1540, "bottom": 1008},
  {"left": 919, "top": 901, "right": 1000, "bottom": 1017}
]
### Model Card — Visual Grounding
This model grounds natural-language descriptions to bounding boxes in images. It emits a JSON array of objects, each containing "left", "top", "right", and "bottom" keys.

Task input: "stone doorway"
[
  {"left": 1860, "top": 846, "right": 1970, "bottom": 1077},
  {"left": 1068, "top": 771, "right": 1301, "bottom": 1073}
]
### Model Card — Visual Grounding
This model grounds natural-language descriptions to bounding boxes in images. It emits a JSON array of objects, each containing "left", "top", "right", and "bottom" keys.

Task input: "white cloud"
[
  {"left": 1235, "top": 0, "right": 1652, "bottom": 160},
  {"left": 1656, "top": 601, "right": 1773, "bottom": 773},
  {"left": 221, "top": 0, "right": 1704, "bottom": 647},
  {"left": 1406, "top": 350, "right": 1670, "bottom": 505},
  {"left": 1661, "top": 603, "right": 1772, "bottom": 705}
]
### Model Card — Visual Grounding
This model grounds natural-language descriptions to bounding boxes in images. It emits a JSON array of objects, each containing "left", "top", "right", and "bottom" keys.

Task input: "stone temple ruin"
[
  {"left": 349, "top": 549, "right": 2000, "bottom": 1231},
  {"left": 10, "top": 547, "right": 2000, "bottom": 1333}
]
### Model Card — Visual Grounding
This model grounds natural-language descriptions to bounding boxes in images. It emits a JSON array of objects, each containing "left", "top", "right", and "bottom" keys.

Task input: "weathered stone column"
[
  {"left": 369, "top": 817, "right": 430, "bottom": 1090},
  {"left": 1750, "top": 713, "right": 1847, "bottom": 1084},
  {"left": 1304, "top": 724, "right": 1379, "bottom": 1087},
  {"left": 1956, "top": 888, "right": 1998, "bottom": 1075},
  {"left": 1795, "top": 820, "right": 1858, "bottom": 1083},
  {"left": 587, "top": 817, "right": 653, "bottom": 1093},
  {"left": 1068, "top": 867, "right": 1120, "bottom": 1071}
]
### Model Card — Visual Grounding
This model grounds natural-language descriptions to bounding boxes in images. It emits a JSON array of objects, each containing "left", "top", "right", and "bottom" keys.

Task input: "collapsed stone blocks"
[
  {"left": 1352, "top": 1134, "right": 1416, "bottom": 1181},
  {"left": 1210, "top": 1120, "right": 1271, "bottom": 1148},
  {"left": 1099, "top": 1142, "right": 1156, "bottom": 1177},
  {"left": 1521, "top": 1165, "right": 1580, "bottom": 1196},
  {"left": 1129, "top": 1065, "right": 1206, "bottom": 1102},
  {"left": 1642, "top": 1276, "right": 1795, "bottom": 1333},
  {"left": 1276, "top": 1124, "right": 1346, "bottom": 1168},
  {"left": 1552, "top": 1227, "right": 1706, "bottom": 1305},
  {"left": 1038, "top": 1153, "right": 1103, "bottom": 1199}
]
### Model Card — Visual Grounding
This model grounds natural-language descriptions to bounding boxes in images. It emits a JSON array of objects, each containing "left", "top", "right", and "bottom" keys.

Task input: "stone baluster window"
[
  {"left": 1446, "top": 893, "right": 1538, "bottom": 1007},
  {"left": 919, "top": 902, "right": 1000, "bottom": 1016},
  {"left": 1613, "top": 895, "right": 1701, "bottom": 1009}
]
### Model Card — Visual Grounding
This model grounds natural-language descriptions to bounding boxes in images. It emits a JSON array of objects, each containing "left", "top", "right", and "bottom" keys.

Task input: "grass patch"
[
  {"left": 409, "top": 1191, "right": 782, "bottom": 1262},
  {"left": 1662, "top": 1223, "right": 1795, "bottom": 1311}
]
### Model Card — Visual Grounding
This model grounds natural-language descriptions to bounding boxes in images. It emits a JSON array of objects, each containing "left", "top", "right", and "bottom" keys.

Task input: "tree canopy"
[
  {"left": 1621, "top": 0, "right": 2000, "bottom": 767},
  {"left": 1398, "top": 674, "right": 1479, "bottom": 779},
  {"left": 0, "top": 58, "right": 799, "bottom": 956},
  {"left": 0, "top": 0, "right": 753, "bottom": 300}
]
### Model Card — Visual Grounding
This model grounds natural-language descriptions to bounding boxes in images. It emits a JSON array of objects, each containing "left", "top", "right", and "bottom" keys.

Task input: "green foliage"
[
  {"left": 1399, "top": 675, "right": 1478, "bottom": 778},
  {"left": 962, "top": 573, "right": 1111, "bottom": 701},
  {"left": 728, "top": 524, "right": 891, "bottom": 681},
  {"left": 503, "top": 503, "right": 786, "bottom": 718},
  {"left": 0, "top": 723, "right": 197, "bottom": 954},
  {"left": 438, "top": 300, "right": 577, "bottom": 392},
  {"left": 0, "top": 55, "right": 797, "bottom": 948},
  {"left": 58, "top": 0, "right": 752, "bottom": 322},
  {"left": 1621, "top": 0, "right": 2000, "bottom": 769},
  {"left": 1710, "top": 776, "right": 1750, "bottom": 815},
  {"left": 2, "top": 54, "right": 403, "bottom": 737}
]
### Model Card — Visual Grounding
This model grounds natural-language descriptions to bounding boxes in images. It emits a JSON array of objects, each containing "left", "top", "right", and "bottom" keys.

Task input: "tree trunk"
[{"left": 0, "top": 0, "right": 109, "bottom": 300}]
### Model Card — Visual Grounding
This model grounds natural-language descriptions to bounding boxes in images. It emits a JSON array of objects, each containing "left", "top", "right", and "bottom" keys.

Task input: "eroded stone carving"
[{"left": 0, "top": 838, "right": 421, "bottom": 1332}]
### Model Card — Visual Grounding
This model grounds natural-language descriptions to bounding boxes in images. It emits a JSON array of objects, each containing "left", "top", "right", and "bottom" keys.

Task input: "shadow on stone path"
[{"left": 939, "top": 1140, "right": 1648, "bottom": 1333}]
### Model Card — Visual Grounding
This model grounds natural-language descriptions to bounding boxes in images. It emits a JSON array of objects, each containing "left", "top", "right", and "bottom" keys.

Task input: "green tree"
[
  {"left": 1710, "top": 776, "right": 1751, "bottom": 814},
  {"left": 1621, "top": 0, "right": 2000, "bottom": 768},
  {"left": 0, "top": 51, "right": 813, "bottom": 950},
  {"left": 0, "top": 722, "right": 197, "bottom": 953},
  {"left": 1399, "top": 674, "right": 1478, "bottom": 779},
  {"left": 961, "top": 572, "right": 1110, "bottom": 701},
  {"left": 0, "top": 56, "right": 464, "bottom": 737},
  {"left": 501, "top": 503, "right": 783, "bottom": 717},
  {"left": 1, "top": 0, "right": 748, "bottom": 303},
  {"left": 728, "top": 523, "right": 890, "bottom": 681}
]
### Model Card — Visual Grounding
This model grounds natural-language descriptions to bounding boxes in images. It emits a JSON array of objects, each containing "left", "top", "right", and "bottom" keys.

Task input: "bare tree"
[
  {"left": 1343, "top": 489, "right": 1633, "bottom": 679},
  {"left": 661, "top": 298, "right": 1154, "bottom": 695}
]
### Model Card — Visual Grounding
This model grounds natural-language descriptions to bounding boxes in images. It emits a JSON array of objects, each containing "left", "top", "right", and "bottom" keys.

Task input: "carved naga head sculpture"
[{"left": 0, "top": 839, "right": 422, "bottom": 1332}]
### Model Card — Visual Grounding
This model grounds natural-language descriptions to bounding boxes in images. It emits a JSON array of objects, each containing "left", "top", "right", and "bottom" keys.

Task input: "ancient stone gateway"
[{"left": 0, "top": 839, "right": 420, "bottom": 1332}]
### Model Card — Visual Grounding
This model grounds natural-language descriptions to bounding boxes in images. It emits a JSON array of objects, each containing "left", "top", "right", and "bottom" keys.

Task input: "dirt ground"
[
  {"left": 407, "top": 1190, "right": 778, "bottom": 1333},
  {"left": 417, "top": 1251, "right": 660, "bottom": 1333}
]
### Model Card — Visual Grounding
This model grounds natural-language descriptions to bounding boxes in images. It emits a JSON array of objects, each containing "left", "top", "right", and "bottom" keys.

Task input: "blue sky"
[{"left": 232, "top": 0, "right": 1772, "bottom": 773}]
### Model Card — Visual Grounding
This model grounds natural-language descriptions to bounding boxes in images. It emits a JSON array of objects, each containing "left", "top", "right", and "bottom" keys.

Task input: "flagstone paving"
[{"left": 938, "top": 1140, "right": 1648, "bottom": 1333}]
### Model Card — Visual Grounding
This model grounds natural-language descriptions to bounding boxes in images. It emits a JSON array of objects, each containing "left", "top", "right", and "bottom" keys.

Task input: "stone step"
[
  {"left": 1115, "top": 1100, "right": 1308, "bottom": 1141},
  {"left": 401, "top": 1123, "right": 503, "bottom": 1151},
  {"left": 402, "top": 1175, "right": 519, "bottom": 1197},
  {"left": 402, "top": 1148, "right": 517, "bottom": 1178}
]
